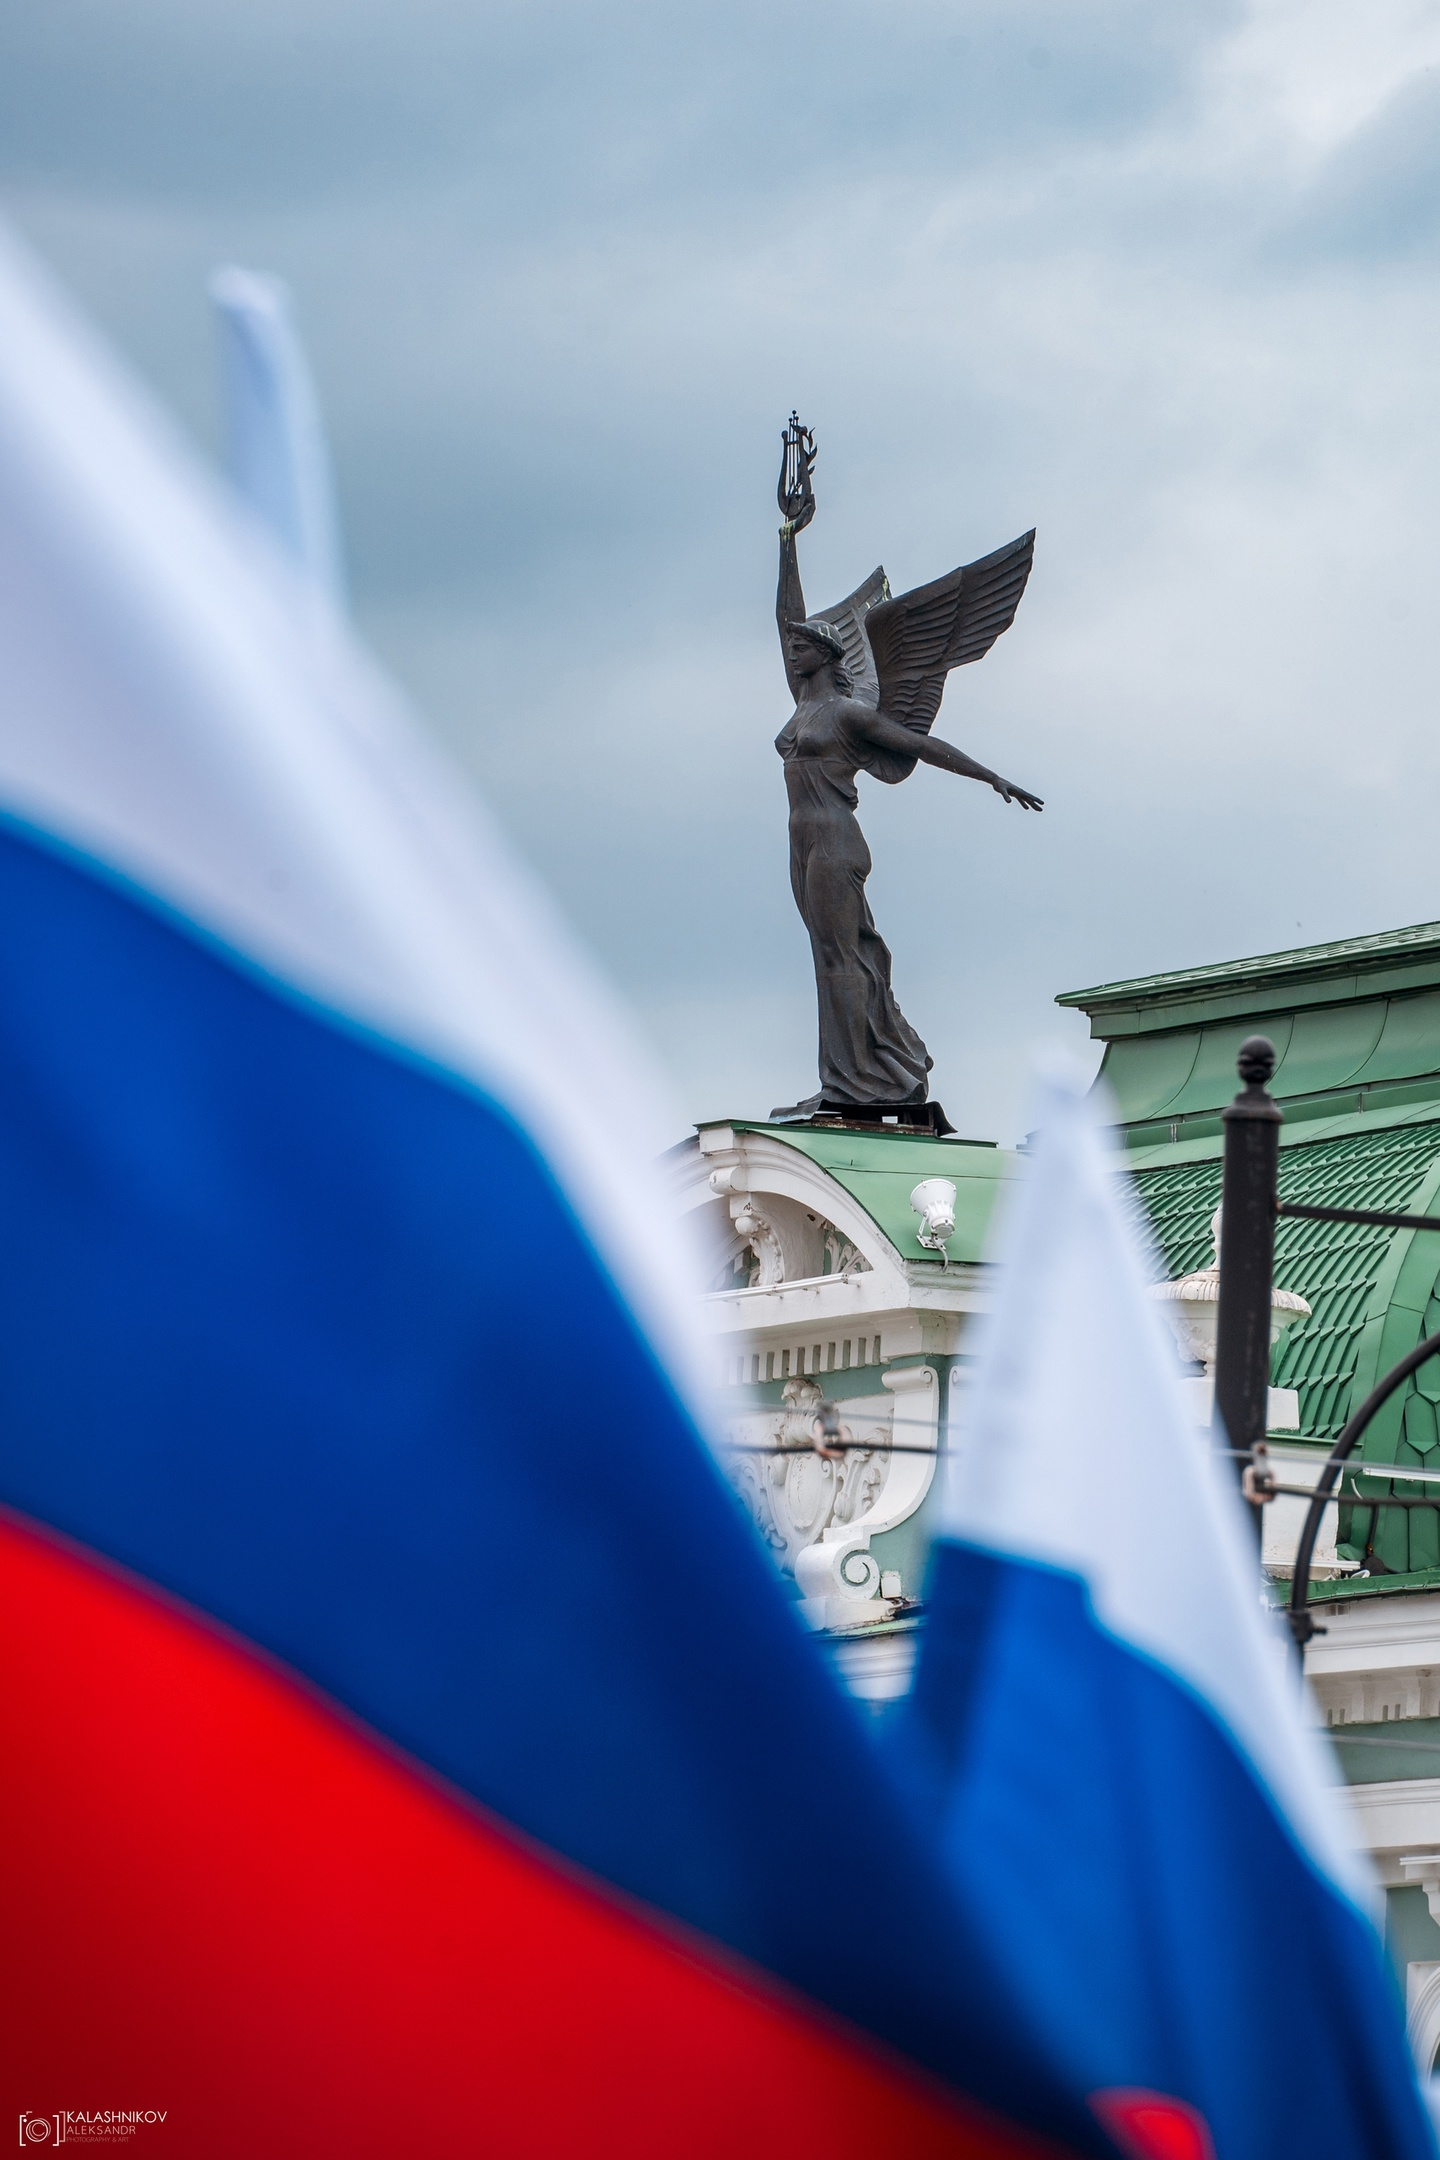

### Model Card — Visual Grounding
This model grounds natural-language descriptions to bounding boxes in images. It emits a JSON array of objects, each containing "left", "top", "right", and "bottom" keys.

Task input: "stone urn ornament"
[{"left": 1151, "top": 1206, "right": 1310, "bottom": 1376}]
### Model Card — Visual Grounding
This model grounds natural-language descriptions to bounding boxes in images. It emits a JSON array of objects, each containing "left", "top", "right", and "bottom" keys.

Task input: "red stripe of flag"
[{"left": 0, "top": 1513, "right": 1069, "bottom": 2158}]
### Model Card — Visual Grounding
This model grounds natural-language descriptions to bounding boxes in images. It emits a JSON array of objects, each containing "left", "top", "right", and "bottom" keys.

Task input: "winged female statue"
[{"left": 772, "top": 414, "right": 1042, "bottom": 1126}]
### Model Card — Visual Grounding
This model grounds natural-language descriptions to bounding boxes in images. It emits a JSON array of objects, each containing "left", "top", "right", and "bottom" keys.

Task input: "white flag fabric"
[{"left": 210, "top": 265, "right": 346, "bottom": 606}]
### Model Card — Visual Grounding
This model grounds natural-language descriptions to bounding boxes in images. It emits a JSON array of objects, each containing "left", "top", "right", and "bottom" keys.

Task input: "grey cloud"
[
  {"left": 0, "top": 1, "right": 1225, "bottom": 209},
  {"left": 4, "top": 1, "right": 1440, "bottom": 1141},
  {"left": 1279, "top": 70, "right": 1440, "bottom": 261}
]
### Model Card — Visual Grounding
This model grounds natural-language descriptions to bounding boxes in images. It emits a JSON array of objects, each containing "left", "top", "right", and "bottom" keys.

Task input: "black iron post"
[{"left": 1213, "top": 1037, "right": 1282, "bottom": 1537}]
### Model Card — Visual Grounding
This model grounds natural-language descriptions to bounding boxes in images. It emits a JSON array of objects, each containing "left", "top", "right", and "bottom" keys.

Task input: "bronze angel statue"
[{"left": 772, "top": 414, "right": 1041, "bottom": 1127}]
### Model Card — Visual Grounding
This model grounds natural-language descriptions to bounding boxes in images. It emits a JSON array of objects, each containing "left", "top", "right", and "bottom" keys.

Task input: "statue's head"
[{"left": 785, "top": 618, "right": 852, "bottom": 693}]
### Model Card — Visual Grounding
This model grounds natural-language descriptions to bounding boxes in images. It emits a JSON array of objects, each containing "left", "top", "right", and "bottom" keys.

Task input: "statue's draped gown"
[{"left": 776, "top": 699, "right": 931, "bottom": 1106}]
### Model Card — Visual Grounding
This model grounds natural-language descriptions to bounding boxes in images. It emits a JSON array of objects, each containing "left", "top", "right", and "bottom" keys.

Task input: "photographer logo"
[{"left": 18, "top": 2118, "right": 166, "bottom": 2147}]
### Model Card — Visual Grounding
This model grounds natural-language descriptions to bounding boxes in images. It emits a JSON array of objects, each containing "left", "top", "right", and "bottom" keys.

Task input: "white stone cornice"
[
  {"left": 1402, "top": 1854, "right": 1440, "bottom": 1922},
  {"left": 901, "top": 1260, "right": 992, "bottom": 1310},
  {"left": 701, "top": 1261, "right": 986, "bottom": 1336},
  {"left": 1303, "top": 1593, "right": 1440, "bottom": 1724},
  {"left": 1341, "top": 1777, "right": 1440, "bottom": 1872},
  {"left": 1305, "top": 1592, "right": 1440, "bottom": 1675}
]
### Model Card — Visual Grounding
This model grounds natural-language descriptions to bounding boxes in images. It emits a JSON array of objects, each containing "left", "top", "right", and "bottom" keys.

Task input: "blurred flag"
[
  {"left": 0, "top": 229, "right": 1106, "bottom": 2157},
  {"left": 906, "top": 1067, "right": 1435, "bottom": 2160},
  {"left": 210, "top": 264, "right": 346, "bottom": 605}
]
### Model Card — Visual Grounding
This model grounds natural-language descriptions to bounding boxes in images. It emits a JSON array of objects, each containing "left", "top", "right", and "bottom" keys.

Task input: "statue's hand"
[{"left": 993, "top": 777, "right": 1044, "bottom": 811}]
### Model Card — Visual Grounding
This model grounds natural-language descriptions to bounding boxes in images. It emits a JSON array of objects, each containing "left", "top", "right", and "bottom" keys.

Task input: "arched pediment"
[
  {"left": 696, "top": 1188, "right": 869, "bottom": 1292},
  {"left": 674, "top": 1129, "right": 908, "bottom": 1304}
]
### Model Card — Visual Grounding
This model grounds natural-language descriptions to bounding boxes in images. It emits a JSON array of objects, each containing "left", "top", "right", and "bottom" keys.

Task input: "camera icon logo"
[{"left": 18, "top": 2119, "right": 60, "bottom": 2146}]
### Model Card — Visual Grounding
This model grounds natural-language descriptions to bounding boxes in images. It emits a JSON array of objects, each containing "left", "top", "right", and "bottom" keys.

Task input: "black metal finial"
[{"left": 1237, "top": 1035, "right": 1276, "bottom": 1088}]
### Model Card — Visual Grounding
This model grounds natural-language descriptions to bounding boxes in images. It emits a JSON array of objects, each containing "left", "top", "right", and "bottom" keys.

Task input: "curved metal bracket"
[{"left": 1287, "top": 1330, "right": 1440, "bottom": 1651}]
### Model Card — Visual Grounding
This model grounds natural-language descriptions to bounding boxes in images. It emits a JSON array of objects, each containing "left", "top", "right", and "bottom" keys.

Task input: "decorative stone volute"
[{"left": 720, "top": 1366, "right": 940, "bottom": 1629}]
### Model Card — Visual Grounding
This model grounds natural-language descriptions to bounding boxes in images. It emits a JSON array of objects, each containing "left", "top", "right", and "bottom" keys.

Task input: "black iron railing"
[{"left": 1202, "top": 1036, "right": 1440, "bottom": 1650}]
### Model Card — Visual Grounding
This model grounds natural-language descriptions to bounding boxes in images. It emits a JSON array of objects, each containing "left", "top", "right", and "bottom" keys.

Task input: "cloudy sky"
[{"left": 4, "top": 0, "right": 1440, "bottom": 1141}]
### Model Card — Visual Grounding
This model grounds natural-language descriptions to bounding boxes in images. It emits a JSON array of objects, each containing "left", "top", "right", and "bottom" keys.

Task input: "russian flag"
[
  {"left": 905, "top": 1069, "right": 1437, "bottom": 2160},
  {"left": 0, "top": 231, "right": 1105, "bottom": 2155}
]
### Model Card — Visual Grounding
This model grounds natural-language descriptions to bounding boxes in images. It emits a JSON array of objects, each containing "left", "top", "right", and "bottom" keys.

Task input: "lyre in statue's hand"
[{"left": 777, "top": 412, "right": 816, "bottom": 536}]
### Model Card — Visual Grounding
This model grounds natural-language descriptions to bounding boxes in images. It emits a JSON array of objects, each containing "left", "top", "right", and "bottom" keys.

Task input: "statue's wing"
[
  {"left": 866, "top": 529, "right": 1034, "bottom": 738},
  {"left": 814, "top": 566, "right": 889, "bottom": 707}
]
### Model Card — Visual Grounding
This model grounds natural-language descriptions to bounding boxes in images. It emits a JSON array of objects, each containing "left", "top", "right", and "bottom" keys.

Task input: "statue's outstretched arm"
[{"left": 860, "top": 707, "right": 1044, "bottom": 812}]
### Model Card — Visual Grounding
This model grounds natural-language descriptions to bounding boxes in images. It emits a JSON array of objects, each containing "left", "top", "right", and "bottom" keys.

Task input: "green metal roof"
[
  {"left": 1103, "top": 1001, "right": 1440, "bottom": 1146},
  {"left": 1065, "top": 919, "right": 1440, "bottom": 1588},
  {"left": 1131, "top": 1095, "right": 1440, "bottom": 1582},
  {"left": 1060, "top": 920, "right": 1440, "bottom": 1035},
  {"left": 1058, "top": 922, "right": 1440, "bottom": 1147},
  {"left": 708, "top": 1120, "right": 1021, "bottom": 1266}
]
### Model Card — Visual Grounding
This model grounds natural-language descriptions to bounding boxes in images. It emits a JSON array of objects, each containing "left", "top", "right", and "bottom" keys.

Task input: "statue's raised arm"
[{"left": 775, "top": 412, "right": 815, "bottom": 697}]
